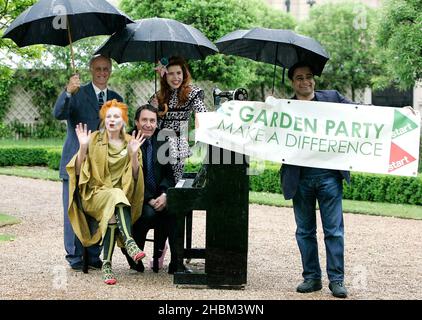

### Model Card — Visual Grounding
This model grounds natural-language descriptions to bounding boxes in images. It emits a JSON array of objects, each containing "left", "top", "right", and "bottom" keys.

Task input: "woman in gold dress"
[{"left": 66, "top": 99, "right": 146, "bottom": 285}]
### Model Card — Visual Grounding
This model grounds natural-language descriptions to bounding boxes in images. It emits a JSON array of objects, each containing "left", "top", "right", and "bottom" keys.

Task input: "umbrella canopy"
[
  {"left": 3, "top": 0, "right": 133, "bottom": 47},
  {"left": 215, "top": 27, "right": 329, "bottom": 78},
  {"left": 95, "top": 17, "right": 218, "bottom": 63},
  {"left": 2, "top": 0, "right": 134, "bottom": 70}
]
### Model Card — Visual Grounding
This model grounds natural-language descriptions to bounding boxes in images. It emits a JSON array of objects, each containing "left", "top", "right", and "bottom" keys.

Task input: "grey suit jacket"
[
  {"left": 280, "top": 90, "right": 353, "bottom": 200},
  {"left": 53, "top": 82, "right": 123, "bottom": 179}
]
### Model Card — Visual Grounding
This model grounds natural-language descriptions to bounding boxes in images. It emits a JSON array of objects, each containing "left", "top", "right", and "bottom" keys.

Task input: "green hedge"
[
  {"left": 46, "top": 149, "right": 61, "bottom": 170},
  {"left": 0, "top": 147, "right": 62, "bottom": 170},
  {"left": 187, "top": 163, "right": 422, "bottom": 205},
  {"left": 0, "top": 147, "right": 48, "bottom": 166},
  {"left": 1, "top": 147, "right": 421, "bottom": 205}
]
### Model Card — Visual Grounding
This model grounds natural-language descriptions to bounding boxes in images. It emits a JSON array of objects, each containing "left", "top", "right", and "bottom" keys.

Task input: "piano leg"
[
  {"left": 175, "top": 210, "right": 188, "bottom": 273},
  {"left": 185, "top": 210, "right": 193, "bottom": 263}
]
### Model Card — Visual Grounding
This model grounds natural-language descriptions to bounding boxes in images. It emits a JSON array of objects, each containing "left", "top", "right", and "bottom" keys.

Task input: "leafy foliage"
[
  {"left": 0, "top": 146, "right": 61, "bottom": 169},
  {"left": 375, "top": 0, "right": 422, "bottom": 89},
  {"left": 298, "top": 1, "right": 381, "bottom": 100},
  {"left": 0, "top": 0, "right": 42, "bottom": 122},
  {"left": 119, "top": 0, "right": 296, "bottom": 91},
  {"left": 0, "top": 67, "right": 15, "bottom": 121},
  {"left": 0, "top": 0, "right": 42, "bottom": 66},
  {"left": 246, "top": 5, "right": 296, "bottom": 100},
  {"left": 12, "top": 69, "right": 66, "bottom": 138},
  {"left": 35, "top": 36, "right": 108, "bottom": 73},
  {"left": 188, "top": 159, "right": 422, "bottom": 205}
]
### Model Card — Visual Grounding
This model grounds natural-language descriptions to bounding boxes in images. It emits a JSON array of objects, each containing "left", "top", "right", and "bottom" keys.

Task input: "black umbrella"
[
  {"left": 2, "top": 0, "right": 134, "bottom": 71},
  {"left": 95, "top": 17, "right": 218, "bottom": 90},
  {"left": 215, "top": 28, "right": 329, "bottom": 93}
]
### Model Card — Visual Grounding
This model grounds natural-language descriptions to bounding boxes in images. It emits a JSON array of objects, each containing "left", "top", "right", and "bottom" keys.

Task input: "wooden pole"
[
  {"left": 272, "top": 44, "right": 279, "bottom": 95},
  {"left": 66, "top": 16, "right": 76, "bottom": 73}
]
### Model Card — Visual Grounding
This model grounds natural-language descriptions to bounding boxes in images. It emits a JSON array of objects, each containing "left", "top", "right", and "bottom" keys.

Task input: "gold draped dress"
[{"left": 66, "top": 130, "right": 144, "bottom": 247}]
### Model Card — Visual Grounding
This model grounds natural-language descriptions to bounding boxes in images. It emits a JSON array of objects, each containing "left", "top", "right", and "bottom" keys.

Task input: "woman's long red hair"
[{"left": 157, "top": 56, "right": 192, "bottom": 108}]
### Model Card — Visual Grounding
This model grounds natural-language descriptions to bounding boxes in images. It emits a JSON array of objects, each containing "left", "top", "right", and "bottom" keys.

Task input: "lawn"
[
  {"left": 0, "top": 138, "right": 64, "bottom": 148},
  {"left": 0, "top": 213, "right": 20, "bottom": 243},
  {"left": 249, "top": 192, "right": 422, "bottom": 220},
  {"left": 0, "top": 166, "right": 60, "bottom": 181},
  {"left": 0, "top": 234, "right": 15, "bottom": 242},
  {"left": 0, "top": 213, "right": 20, "bottom": 227},
  {"left": 0, "top": 166, "right": 421, "bottom": 220}
]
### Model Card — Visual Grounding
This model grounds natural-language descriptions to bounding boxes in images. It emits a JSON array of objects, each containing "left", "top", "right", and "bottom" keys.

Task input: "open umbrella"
[
  {"left": 215, "top": 27, "right": 329, "bottom": 93},
  {"left": 2, "top": 0, "right": 134, "bottom": 71},
  {"left": 95, "top": 17, "right": 218, "bottom": 91}
]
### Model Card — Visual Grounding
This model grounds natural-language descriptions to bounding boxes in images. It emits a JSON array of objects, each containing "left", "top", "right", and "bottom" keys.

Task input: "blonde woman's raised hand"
[
  {"left": 75, "top": 123, "right": 91, "bottom": 149},
  {"left": 128, "top": 130, "right": 146, "bottom": 158}
]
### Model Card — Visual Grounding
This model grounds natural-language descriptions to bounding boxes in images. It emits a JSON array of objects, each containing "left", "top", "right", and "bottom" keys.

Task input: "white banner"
[{"left": 196, "top": 97, "right": 421, "bottom": 177}]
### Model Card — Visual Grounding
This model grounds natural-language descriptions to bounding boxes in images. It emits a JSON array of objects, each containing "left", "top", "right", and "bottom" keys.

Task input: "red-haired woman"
[
  {"left": 66, "top": 99, "right": 146, "bottom": 285},
  {"left": 152, "top": 56, "right": 207, "bottom": 183}
]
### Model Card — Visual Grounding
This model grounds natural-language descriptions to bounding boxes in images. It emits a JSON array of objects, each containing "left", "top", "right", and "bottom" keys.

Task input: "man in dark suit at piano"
[{"left": 121, "top": 104, "right": 189, "bottom": 274}]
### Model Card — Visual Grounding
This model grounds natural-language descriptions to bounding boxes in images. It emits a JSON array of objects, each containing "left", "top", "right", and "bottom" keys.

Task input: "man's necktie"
[
  {"left": 98, "top": 91, "right": 104, "bottom": 109},
  {"left": 145, "top": 139, "right": 157, "bottom": 193}
]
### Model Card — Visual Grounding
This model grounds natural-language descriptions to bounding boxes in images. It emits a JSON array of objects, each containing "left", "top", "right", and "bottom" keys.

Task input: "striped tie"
[{"left": 98, "top": 91, "right": 104, "bottom": 109}]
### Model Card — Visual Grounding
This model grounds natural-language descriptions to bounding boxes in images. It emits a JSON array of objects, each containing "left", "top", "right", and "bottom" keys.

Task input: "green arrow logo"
[{"left": 391, "top": 110, "right": 418, "bottom": 139}]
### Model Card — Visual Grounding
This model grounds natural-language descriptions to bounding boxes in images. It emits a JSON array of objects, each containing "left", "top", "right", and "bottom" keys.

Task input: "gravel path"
[{"left": 0, "top": 175, "right": 421, "bottom": 300}]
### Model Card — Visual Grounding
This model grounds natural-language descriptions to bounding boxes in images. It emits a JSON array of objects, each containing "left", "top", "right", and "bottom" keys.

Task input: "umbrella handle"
[
  {"left": 154, "top": 67, "right": 157, "bottom": 93},
  {"left": 154, "top": 43, "right": 157, "bottom": 93},
  {"left": 66, "top": 16, "right": 76, "bottom": 73},
  {"left": 272, "top": 44, "right": 279, "bottom": 95}
]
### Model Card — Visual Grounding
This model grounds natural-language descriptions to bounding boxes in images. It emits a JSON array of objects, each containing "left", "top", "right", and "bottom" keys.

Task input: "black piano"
[{"left": 167, "top": 145, "right": 249, "bottom": 288}]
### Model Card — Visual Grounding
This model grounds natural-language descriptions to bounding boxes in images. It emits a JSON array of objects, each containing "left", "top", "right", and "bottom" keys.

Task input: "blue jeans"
[
  {"left": 63, "top": 179, "right": 102, "bottom": 267},
  {"left": 293, "top": 173, "right": 344, "bottom": 282}
]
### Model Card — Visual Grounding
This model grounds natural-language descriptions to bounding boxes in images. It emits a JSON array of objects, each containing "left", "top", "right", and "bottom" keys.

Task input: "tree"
[
  {"left": 247, "top": 5, "right": 296, "bottom": 100},
  {"left": 119, "top": 0, "right": 295, "bottom": 92},
  {"left": 119, "top": 0, "right": 255, "bottom": 88},
  {"left": 0, "top": 0, "right": 42, "bottom": 121},
  {"left": 0, "top": 0, "right": 42, "bottom": 68},
  {"left": 298, "top": 1, "right": 381, "bottom": 100},
  {"left": 376, "top": 0, "right": 422, "bottom": 89}
]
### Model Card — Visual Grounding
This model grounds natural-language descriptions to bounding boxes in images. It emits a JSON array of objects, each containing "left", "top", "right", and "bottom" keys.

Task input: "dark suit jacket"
[
  {"left": 53, "top": 82, "right": 123, "bottom": 179},
  {"left": 280, "top": 90, "right": 352, "bottom": 200},
  {"left": 142, "top": 131, "right": 175, "bottom": 204}
]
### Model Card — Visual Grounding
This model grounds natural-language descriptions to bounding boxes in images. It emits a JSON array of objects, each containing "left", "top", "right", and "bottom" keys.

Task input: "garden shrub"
[
  {"left": 0, "top": 147, "right": 48, "bottom": 166},
  {"left": 0, "top": 147, "right": 421, "bottom": 205},
  {"left": 46, "top": 149, "right": 61, "bottom": 170},
  {"left": 0, "top": 147, "right": 61, "bottom": 170}
]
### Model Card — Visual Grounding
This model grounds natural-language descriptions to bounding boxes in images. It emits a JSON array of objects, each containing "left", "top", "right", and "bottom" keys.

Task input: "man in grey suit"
[
  {"left": 53, "top": 55, "right": 123, "bottom": 270},
  {"left": 280, "top": 62, "right": 352, "bottom": 298}
]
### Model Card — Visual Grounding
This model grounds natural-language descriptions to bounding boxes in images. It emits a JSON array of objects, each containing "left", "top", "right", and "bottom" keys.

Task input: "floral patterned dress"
[{"left": 158, "top": 84, "right": 207, "bottom": 183}]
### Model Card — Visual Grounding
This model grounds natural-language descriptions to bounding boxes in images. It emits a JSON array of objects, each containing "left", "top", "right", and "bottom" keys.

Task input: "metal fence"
[
  {"left": 3, "top": 81, "right": 221, "bottom": 127},
  {"left": 4, "top": 86, "right": 41, "bottom": 125},
  {"left": 2, "top": 80, "right": 372, "bottom": 136}
]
